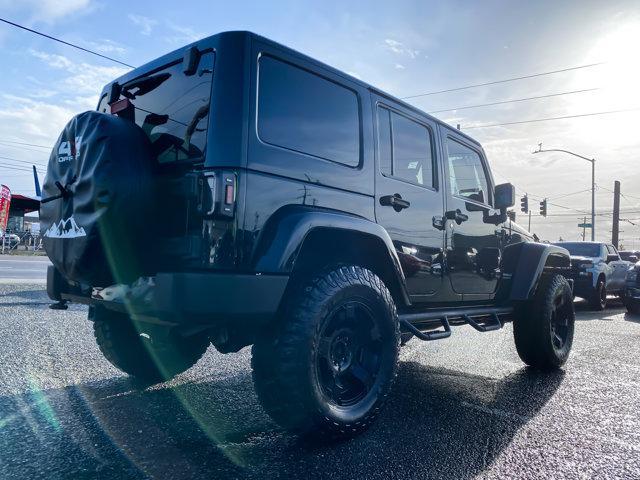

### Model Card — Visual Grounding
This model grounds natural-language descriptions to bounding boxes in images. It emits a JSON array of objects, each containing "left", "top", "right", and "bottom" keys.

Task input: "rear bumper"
[{"left": 48, "top": 266, "right": 289, "bottom": 325}]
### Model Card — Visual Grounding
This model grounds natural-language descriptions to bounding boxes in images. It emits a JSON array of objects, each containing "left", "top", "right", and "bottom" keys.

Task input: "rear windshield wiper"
[{"left": 121, "top": 72, "right": 171, "bottom": 99}]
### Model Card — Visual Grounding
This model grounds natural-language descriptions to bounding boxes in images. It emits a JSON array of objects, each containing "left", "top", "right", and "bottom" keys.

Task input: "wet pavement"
[{"left": 0, "top": 284, "right": 639, "bottom": 479}]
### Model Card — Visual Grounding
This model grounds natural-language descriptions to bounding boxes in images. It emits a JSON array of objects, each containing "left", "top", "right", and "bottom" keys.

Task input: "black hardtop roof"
[{"left": 111, "top": 30, "right": 481, "bottom": 147}]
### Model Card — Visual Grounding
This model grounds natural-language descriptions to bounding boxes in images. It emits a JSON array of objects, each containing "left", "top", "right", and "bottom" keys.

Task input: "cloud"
[
  {"left": 29, "top": 49, "right": 129, "bottom": 96},
  {"left": 164, "top": 21, "right": 204, "bottom": 44},
  {"left": 128, "top": 14, "right": 157, "bottom": 36},
  {"left": 0, "top": 0, "right": 93, "bottom": 25},
  {"left": 88, "top": 39, "right": 126, "bottom": 55},
  {"left": 384, "top": 38, "right": 420, "bottom": 59},
  {"left": 394, "top": 64, "right": 406, "bottom": 70}
]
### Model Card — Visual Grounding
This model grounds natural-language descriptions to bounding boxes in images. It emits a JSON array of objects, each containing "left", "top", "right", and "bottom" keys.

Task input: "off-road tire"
[
  {"left": 589, "top": 278, "right": 607, "bottom": 310},
  {"left": 514, "top": 274, "right": 575, "bottom": 370},
  {"left": 92, "top": 307, "right": 209, "bottom": 382},
  {"left": 251, "top": 266, "right": 400, "bottom": 439}
]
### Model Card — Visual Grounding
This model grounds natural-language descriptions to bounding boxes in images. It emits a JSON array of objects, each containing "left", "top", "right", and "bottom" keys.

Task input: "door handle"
[
  {"left": 432, "top": 215, "right": 445, "bottom": 230},
  {"left": 380, "top": 194, "right": 410, "bottom": 212},
  {"left": 445, "top": 209, "right": 469, "bottom": 225}
]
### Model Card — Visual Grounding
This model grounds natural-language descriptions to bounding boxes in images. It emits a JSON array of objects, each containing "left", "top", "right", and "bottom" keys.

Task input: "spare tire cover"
[{"left": 40, "top": 111, "right": 155, "bottom": 286}]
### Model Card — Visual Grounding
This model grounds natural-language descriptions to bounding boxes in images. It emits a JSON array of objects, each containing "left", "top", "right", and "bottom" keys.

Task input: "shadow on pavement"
[{"left": 0, "top": 359, "right": 565, "bottom": 480}]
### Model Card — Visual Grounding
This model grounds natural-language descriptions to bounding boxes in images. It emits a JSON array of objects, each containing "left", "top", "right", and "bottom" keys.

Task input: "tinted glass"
[
  {"left": 377, "top": 107, "right": 392, "bottom": 176},
  {"left": 446, "top": 138, "right": 490, "bottom": 204},
  {"left": 258, "top": 56, "right": 360, "bottom": 167},
  {"left": 554, "top": 242, "right": 601, "bottom": 257},
  {"left": 390, "top": 112, "right": 433, "bottom": 187},
  {"left": 100, "top": 52, "right": 214, "bottom": 164}
]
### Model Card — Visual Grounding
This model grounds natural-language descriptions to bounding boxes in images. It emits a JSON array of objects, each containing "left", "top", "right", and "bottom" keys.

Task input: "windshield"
[
  {"left": 554, "top": 242, "right": 601, "bottom": 257},
  {"left": 98, "top": 51, "right": 214, "bottom": 164}
]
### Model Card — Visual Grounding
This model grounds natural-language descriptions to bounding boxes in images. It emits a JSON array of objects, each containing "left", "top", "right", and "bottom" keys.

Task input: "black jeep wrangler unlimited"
[{"left": 42, "top": 31, "right": 574, "bottom": 439}]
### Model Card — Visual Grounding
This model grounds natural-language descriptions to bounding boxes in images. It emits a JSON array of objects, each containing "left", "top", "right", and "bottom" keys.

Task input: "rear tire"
[
  {"left": 513, "top": 274, "right": 575, "bottom": 370},
  {"left": 589, "top": 278, "right": 607, "bottom": 310},
  {"left": 251, "top": 266, "right": 400, "bottom": 439},
  {"left": 92, "top": 307, "right": 209, "bottom": 382}
]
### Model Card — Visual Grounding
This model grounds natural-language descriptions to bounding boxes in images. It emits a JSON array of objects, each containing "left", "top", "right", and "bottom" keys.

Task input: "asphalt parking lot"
[{"left": 1, "top": 279, "right": 639, "bottom": 479}]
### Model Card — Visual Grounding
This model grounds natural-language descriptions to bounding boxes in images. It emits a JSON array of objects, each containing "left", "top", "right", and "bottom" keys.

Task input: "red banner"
[{"left": 0, "top": 184, "right": 11, "bottom": 232}]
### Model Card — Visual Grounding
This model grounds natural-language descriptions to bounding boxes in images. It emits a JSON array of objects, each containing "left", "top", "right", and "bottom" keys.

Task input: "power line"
[
  {"left": 0, "top": 163, "right": 42, "bottom": 173},
  {"left": 428, "top": 88, "right": 599, "bottom": 114},
  {"left": 0, "top": 155, "right": 48, "bottom": 168},
  {"left": 548, "top": 187, "right": 593, "bottom": 201},
  {"left": 463, "top": 107, "right": 640, "bottom": 129},
  {"left": 0, "top": 18, "right": 134, "bottom": 69},
  {"left": 0, "top": 139, "right": 51, "bottom": 150},
  {"left": 402, "top": 62, "right": 605, "bottom": 99}
]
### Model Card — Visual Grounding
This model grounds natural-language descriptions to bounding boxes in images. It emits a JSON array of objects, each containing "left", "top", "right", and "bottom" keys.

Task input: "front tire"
[
  {"left": 625, "top": 299, "right": 640, "bottom": 315},
  {"left": 92, "top": 307, "right": 209, "bottom": 382},
  {"left": 251, "top": 266, "right": 400, "bottom": 439},
  {"left": 514, "top": 274, "right": 575, "bottom": 370},
  {"left": 589, "top": 278, "right": 607, "bottom": 310}
]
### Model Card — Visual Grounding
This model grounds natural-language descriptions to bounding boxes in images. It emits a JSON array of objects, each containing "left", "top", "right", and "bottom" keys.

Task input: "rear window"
[
  {"left": 257, "top": 55, "right": 361, "bottom": 167},
  {"left": 98, "top": 51, "right": 214, "bottom": 164}
]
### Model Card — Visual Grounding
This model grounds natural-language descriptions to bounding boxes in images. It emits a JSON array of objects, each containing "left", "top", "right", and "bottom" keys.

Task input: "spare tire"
[{"left": 40, "top": 111, "right": 155, "bottom": 286}]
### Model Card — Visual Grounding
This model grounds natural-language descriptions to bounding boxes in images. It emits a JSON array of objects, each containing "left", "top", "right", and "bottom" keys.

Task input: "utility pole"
[
  {"left": 612, "top": 180, "right": 620, "bottom": 248},
  {"left": 582, "top": 216, "right": 586, "bottom": 241},
  {"left": 533, "top": 143, "right": 596, "bottom": 240},
  {"left": 528, "top": 210, "right": 532, "bottom": 232}
]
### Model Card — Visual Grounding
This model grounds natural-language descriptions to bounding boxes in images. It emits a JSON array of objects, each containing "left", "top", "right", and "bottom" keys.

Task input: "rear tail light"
[{"left": 204, "top": 171, "right": 236, "bottom": 218}]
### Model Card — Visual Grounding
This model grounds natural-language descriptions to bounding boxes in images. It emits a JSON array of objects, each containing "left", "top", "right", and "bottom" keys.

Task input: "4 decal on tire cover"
[{"left": 40, "top": 111, "right": 155, "bottom": 286}]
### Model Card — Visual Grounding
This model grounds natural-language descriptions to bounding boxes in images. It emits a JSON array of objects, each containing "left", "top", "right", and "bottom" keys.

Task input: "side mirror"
[
  {"left": 494, "top": 183, "right": 515, "bottom": 210},
  {"left": 630, "top": 255, "right": 638, "bottom": 263},
  {"left": 606, "top": 254, "right": 619, "bottom": 263}
]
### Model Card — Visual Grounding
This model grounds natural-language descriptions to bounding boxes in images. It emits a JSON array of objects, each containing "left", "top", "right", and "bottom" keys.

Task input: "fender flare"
[
  {"left": 507, "top": 242, "right": 571, "bottom": 301},
  {"left": 251, "top": 205, "right": 409, "bottom": 304}
]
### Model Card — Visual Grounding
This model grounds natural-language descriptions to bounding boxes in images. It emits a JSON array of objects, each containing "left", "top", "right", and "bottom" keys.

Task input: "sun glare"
[{"left": 567, "top": 21, "right": 640, "bottom": 144}]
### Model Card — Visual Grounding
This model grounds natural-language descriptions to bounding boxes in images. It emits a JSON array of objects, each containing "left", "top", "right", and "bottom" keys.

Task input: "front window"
[
  {"left": 98, "top": 51, "right": 215, "bottom": 164},
  {"left": 446, "top": 138, "right": 490, "bottom": 205}
]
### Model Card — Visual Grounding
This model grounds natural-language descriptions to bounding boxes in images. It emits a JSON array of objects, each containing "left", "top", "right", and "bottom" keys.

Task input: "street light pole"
[{"left": 533, "top": 143, "right": 596, "bottom": 241}]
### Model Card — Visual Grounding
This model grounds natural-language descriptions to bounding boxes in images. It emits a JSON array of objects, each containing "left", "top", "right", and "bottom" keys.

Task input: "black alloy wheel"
[{"left": 315, "top": 301, "right": 383, "bottom": 408}]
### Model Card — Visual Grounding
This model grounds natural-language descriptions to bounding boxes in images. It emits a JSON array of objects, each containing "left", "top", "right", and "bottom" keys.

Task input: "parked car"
[
  {"left": 619, "top": 250, "right": 639, "bottom": 263},
  {"left": 0, "top": 232, "right": 20, "bottom": 249},
  {"left": 42, "top": 31, "right": 575, "bottom": 440},
  {"left": 624, "top": 261, "right": 640, "bottom": 314},
  {"left": 554, "top": 241, "right": 632, "bottom": 310}
]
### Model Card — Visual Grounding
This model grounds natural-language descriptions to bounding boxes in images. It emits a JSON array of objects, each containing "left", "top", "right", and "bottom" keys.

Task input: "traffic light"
[
  {"left": 520, "top": 194, "right": 529, "bottom": 213},
  {"left": 539, "top": 198, "right": 548, "bottom": 217},
  {"left": 507, "top": 210, "right": 516, "bottom": 222}
]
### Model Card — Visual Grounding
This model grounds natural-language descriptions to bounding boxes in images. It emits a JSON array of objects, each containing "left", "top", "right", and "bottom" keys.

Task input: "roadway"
[
  {"left": 0, "top": 255, "right": 50, "bottom": 283},
  {"left": 0, "top": 278, "right": 638, "bottom": 479}
]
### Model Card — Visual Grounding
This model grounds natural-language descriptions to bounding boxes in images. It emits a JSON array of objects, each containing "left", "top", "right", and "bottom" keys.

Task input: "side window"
[
  {"left": 257, "top": 55, "right": 360, "bottom": 167},
  {"left": 376, "top": 106, "right": 435, "bottom": 188},
  {"left": 377, "top": 107, "right": 392, "bottom": 177},
  {"left": 446, "top": 138, "right": 490, "bottom": 205}
]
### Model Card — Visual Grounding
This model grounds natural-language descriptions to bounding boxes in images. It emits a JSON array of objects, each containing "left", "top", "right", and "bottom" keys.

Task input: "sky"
[{"left": 1, "top": 0, "right": 640, "bottom": 245}]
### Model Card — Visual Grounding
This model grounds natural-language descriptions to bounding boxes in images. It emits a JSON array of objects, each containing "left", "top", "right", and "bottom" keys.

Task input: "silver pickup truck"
[{"left": 554, "top": 242, "right": 632, "bottom": 310}]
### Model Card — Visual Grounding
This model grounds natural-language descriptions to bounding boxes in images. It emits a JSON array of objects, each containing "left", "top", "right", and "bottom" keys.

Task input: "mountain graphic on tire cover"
[
  {"left": 43, "top": 216, "right": 87, "bottom": 239},
  {"left": 40, "top": 110, "right": 155, "bottom": 286}
]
